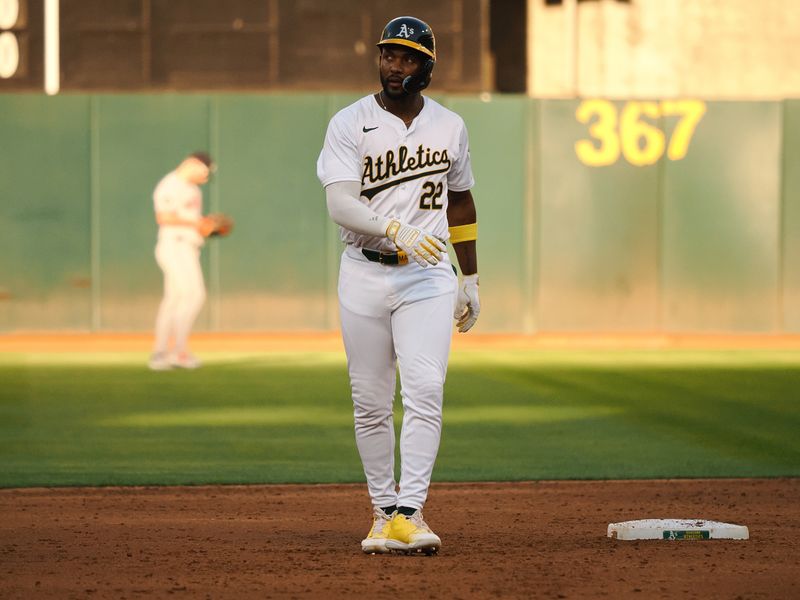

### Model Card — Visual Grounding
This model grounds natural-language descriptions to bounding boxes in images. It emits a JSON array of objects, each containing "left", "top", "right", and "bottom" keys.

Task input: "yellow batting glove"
[{"left": 386, "top": 220, "right": 446, "bottom": 267}]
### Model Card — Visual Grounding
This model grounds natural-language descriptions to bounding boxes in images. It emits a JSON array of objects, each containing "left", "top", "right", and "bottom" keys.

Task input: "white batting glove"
[
  {"left": 386, "top": 220, "right": 446, "bottom": 267},
  {"left": 454, "top": 274, "right": 480, "bottom": 333}
]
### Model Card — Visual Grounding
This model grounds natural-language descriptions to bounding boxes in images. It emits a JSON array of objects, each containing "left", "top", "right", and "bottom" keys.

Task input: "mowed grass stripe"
[{"left": 0, "top": 350, "right": 798, "bottom": 487}]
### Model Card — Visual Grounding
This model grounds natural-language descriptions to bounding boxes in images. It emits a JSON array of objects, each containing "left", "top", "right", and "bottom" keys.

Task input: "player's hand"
[
  {"left": 205, "top": 213, "right": 235, "bottom": 237},
  {"left": 386, "top": 220, "right": 446, "bottom": 267},
  {"left": 197, "top": 216, "right": 216, "bottom": 237},
  {"left": 454, "top": 274, "right": 480, "bottom": 333}
]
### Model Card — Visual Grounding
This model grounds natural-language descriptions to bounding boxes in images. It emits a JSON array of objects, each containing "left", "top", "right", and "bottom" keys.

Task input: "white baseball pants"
[
  {"left": 153, "top": 238, "right": 206, "bottom": 355},
  {"left": 338, "top": 245, "right": 457, "bottom": 510}
]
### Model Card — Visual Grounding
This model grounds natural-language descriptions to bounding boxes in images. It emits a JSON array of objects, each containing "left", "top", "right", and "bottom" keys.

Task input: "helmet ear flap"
[{"left": 402, "top": 58, "right": 435, "bottom": 93}]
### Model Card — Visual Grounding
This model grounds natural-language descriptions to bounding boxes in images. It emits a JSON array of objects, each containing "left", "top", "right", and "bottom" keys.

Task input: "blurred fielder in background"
[
  {"left": 317, "top": 16, "right": 481, "bottom": 555},
  {"left": 148, "top": 152, "right": 217, "bottom": 371}
]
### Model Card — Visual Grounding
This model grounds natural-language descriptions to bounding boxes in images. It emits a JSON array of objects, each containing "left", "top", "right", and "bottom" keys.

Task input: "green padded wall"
[
  {"left": 0, "top": 94, "right": 796, "bottom": 334},
  {"left": 447, "top": 96, "right": 531, "bottom": 332},
  {"left": 538, "top": 100, "right": 661, "bottom": 331},
  {"left": 782, "top": 100, "right": 800, "bottom": 332},
  {"left": 215, "top": 94, "right": 334, "bottom": 331},
  {"left": 661, "top": 102, "right": 782, "bottom": 332},
  {"left": 0, "top": 95, "right": 92, "bottom": 330}
]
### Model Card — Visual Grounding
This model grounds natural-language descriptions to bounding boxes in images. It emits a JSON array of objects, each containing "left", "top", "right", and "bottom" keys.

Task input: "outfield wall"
[{"left": 1, "top": 94, "right": 798, "bottom": 333}]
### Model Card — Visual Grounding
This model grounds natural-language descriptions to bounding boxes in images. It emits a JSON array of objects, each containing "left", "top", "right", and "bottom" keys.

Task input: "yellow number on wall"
[
  {"left": 575, "top": 99, "right": 707, "bottom": 167},
  {"left": 660, "top": 100, "right": 707, "bottom": 161},
  {"left": 575, "top": 99, "right": 620, "bottom": 167},
  {"left": 620, "top": 102, "right": 665, "bottom": 167}
]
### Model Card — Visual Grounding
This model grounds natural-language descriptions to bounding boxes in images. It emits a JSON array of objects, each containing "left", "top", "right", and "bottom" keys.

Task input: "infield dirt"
[{"left": 1, "top": 478, "right": 798, "bottom": 599}]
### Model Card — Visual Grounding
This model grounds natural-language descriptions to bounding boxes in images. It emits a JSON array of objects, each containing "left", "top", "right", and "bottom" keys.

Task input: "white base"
[{"left": 607, "top": 519, "right": 749, "bottom": 540}]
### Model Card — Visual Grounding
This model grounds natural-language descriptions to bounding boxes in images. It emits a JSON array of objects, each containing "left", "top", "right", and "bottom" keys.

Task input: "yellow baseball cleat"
[
  {"left": 385, "top": 510, "right": 441, "bottom": 555},
  {"left": 361, "top": 506, "right": 393, "bottom": 554}
]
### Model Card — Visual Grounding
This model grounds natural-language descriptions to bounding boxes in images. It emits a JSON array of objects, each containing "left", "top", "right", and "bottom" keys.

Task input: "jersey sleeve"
[
  {"left": 317, "top": 112, "right": 362, "bottom": 188},
  {"left": 153, "top": 179, "right": 175, "bottom": 213},
  {"left": 447, "top": 118, "right": 475, "bottom": 192}
]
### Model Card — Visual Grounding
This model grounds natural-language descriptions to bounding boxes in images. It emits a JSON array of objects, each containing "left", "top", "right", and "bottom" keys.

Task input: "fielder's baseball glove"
[{"left": 203, "top": 213, "right": 235, "bottom": 237}]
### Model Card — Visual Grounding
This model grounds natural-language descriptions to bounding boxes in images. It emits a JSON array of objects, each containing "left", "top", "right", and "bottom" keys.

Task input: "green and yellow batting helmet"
[
  {"left": 377, "top": 16, "right": 436, "bottom": 61},
  {"left": 377, "top": 16, "right": 436, "bottom": 93}
]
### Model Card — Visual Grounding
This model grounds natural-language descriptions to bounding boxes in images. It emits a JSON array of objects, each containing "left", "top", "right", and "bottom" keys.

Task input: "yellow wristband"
[{"left": 448, "top": 223, "right": 477, "bottom": 244}]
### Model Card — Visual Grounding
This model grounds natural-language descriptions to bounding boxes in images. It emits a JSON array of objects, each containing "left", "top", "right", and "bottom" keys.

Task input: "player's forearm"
[
  {"left": 156, "top": 212, "right": 201, "bottom": 228},
  {"left": 451, "top": 241, "right": 477, "bottom": 276},
  {"left": 447, "top": 190, "right": 478, "bottom": 275},
  {"left": 325, "top": 181, "right": 390, "bottom": 237}
]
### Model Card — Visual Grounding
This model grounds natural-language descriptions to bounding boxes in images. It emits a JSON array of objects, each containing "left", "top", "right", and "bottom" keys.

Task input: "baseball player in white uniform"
[
  {"left": 317, "top": 16, "right": 480, "bottom": 555},
  {"left": 148, "top": 152, "right": 217, "bottom": 371}
]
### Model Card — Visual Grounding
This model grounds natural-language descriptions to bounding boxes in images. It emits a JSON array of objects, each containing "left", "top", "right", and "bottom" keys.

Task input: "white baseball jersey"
[
  {"left": 153, "top": 171, "right": 204, "bottom": 247},
  {"left": 317, "top": 95, "right": 474, "bottom": 253}
]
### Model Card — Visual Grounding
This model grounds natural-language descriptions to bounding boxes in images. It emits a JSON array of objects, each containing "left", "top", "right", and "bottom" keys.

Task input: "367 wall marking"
[{"left": 575, "top": 99, "right": 707, "bottom": 167}]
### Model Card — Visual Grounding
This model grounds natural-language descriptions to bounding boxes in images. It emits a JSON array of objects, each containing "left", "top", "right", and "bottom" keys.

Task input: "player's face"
[
  {"left": 379, "top": 46, "right": 423, "bottom": 98},
  {"left": 186, "top": 159, "right": 212, "bottom": 184}
]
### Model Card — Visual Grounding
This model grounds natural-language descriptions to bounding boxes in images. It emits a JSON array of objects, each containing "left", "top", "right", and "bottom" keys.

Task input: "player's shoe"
[
  {"left": 385, "top": 510, "right": 441, "bottom": 555},
  {"left": 148, "top": 352, "right": 172, "bottom": 371},
  {"left": 361, "top": 506, "right": 393, "bottom": 554},
  {"left": 169, "top": 352, "right": 201, "bottom": 369}
]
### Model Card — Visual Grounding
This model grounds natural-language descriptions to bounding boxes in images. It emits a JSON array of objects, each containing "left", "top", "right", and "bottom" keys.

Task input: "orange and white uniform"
[{"left": 152, "top": 171, "right": 206, "bottom": 356}]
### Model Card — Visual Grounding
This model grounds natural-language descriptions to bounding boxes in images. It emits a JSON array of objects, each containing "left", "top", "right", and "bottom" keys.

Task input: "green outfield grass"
[{"left": 1, "top": 350, "right": 799, "bottom": 487}]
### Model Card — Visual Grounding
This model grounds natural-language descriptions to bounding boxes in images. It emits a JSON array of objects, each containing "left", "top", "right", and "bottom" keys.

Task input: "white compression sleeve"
[{"left": 325, "top": 181, "right": 390, "bottom": 237}]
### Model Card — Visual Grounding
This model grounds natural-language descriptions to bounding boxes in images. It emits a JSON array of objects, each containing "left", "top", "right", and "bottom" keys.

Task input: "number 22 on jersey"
[{"left": 419, "top": 181, "right": 444, "bottom": 210}]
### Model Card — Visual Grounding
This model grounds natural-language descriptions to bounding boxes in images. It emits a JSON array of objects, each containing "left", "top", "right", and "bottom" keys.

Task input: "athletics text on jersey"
[{"left": 317, "top": 95, "right": 474, "bottom": 253}]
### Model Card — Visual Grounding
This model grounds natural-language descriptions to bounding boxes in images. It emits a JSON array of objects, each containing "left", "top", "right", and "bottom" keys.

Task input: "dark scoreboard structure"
[
  {"left": 0, "top": 0, "right": 528, "bottom": 93},
  {"left": 0, "top": 0, "right": 36, "bottom": 88}
]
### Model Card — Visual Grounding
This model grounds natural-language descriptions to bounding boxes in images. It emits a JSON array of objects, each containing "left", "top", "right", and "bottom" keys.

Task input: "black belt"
[
  {"left": 360, "top": 247, "right": 459, "bottom": 275},
  {"left": 362, "top": 248, "right": 409, "bottom": 265}
]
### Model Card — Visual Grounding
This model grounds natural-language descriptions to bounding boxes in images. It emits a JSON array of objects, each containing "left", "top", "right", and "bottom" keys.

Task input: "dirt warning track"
[{"left": 4, "top": 332, "right": 800, "bottom": 353}]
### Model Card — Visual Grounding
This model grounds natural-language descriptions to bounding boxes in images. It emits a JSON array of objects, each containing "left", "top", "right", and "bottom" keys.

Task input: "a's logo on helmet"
[{"left": 397, "top": 24, "right": 414, "bottom": 38}]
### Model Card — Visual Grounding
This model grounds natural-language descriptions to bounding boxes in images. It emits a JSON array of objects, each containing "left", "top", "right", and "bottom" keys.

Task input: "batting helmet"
[{"left": 377, "top": 16, "right": 436, "bottom": 93}]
